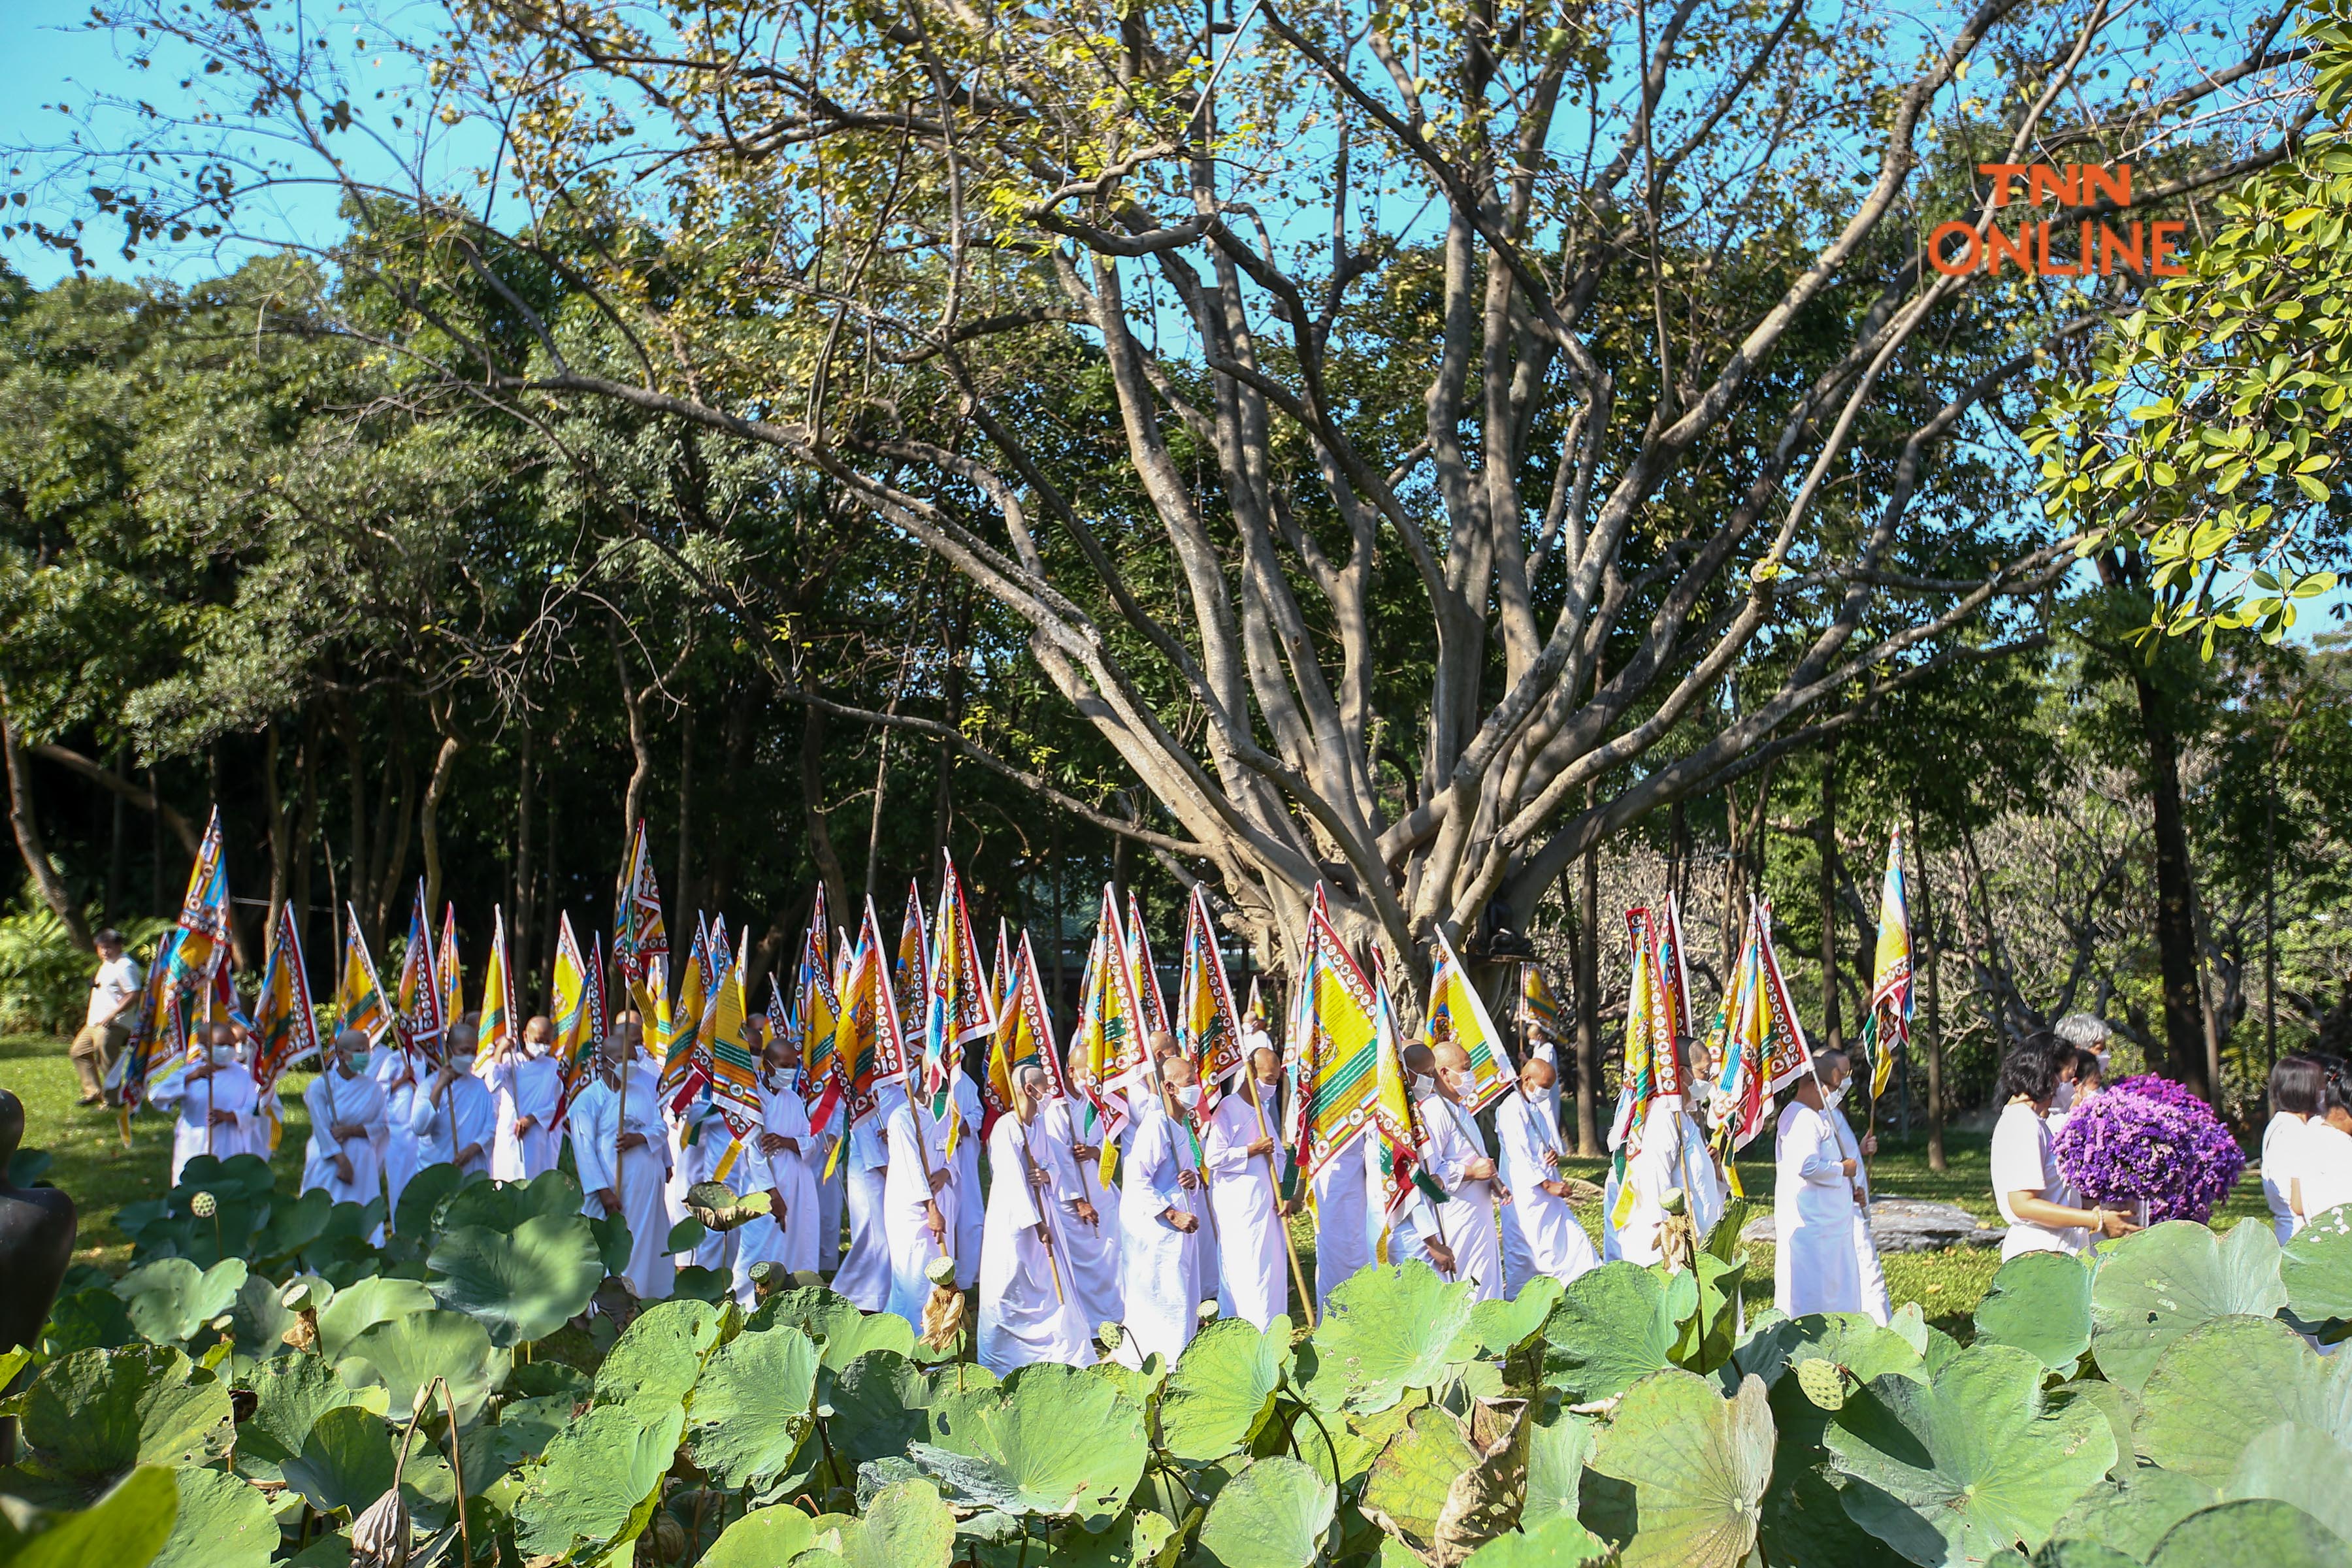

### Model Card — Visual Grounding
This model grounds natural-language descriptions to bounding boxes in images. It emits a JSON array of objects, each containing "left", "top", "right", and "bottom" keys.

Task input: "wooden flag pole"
[{"left": 1245, "top": 1070, "right": 1316, "bottom": 1329}]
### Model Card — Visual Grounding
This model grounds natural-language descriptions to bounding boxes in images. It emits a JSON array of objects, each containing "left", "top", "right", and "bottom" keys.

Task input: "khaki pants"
[{"left": 71, "top": 1021, "right": 128, "bottom": 1102}]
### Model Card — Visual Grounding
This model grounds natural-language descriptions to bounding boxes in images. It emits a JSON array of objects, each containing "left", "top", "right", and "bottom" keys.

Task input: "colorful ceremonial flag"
[
  {"left": 1074, "top": 886, "right": 1149, "bottom": 1157},
  {"left": 798, "top": 907, "right": 845, "bottom": 1128},
  {"left": 705, "top": 928, "right": 762, "bottom": 1136},
  {"left": 472, "top": 906, "right": 517, "bottom": 1073},
  {"left": 1289, "top": 899, "right": 1384, "bottom": 1187},
  {"left": 987, "top": 932, "right": 1068, "bottom": 1121},
  {"left": 1520, "top": 961, "right": 1563, "bottom": 1039},
  {"left": 436, "top": 904, "right": 463, "bottom": 1035},
  {"left": 1656, "top": 892, "right": 1695, "bottom": 1053},
  {"left": 612, "top": 820, "right": 671, "bottom": 1035},
  {"left": 919, "top": 854, "right": 996, "bottom": 1113},
  {"left": 1245, "top": 975, "right": 1266, "bottom": 1028},
  {"left": 588, "top": 931, "right": 610, "bottom": 1043},
  {"left": 122, "top": 808, "right": 238, "bottom": 1115},
  {"left": 1175, "top": 884, "right": 1245, "bottom": 1113},
  {"left": 893, "top": 882, "right": 929, "bottom": 1044},
  {"left": 1126, "top": 890, "right": 1169, "bottom": 1039},
  {"left": 248, "top": 900, "right": 320, "bottom": 1094},
  {"left": 550, "top": 914, "right": 600, "bottom": 1127},
  {"left": 1861, "top": 827, "right": 1913, "bottom": 1101},
  {"left": 990, "top": 918, "right": 1013, "bottom": 1018},
  {"left": 1367, "top": 968, "right": 1431, "bottom": 1223},
  {"left": 336, "top": 905, "right": 394, "bottom": 1047},
  {"left": 661, "top": 919, "right": 711, "bottom": 1098},
  {"left": 1421, "top": 924, "right": 1514, "bottom": 1113},
  {"left": 1608, "top": 909, "right": 1669, "bottom": 1227},
  {"left": 395, "top": 885, "right": 444, "bottom": 1063},
  {"left": 1710, "top": 899, "right": 1812, "bottom": 1152}
]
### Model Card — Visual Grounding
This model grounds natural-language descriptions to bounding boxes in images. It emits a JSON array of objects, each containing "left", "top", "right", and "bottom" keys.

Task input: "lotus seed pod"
[
  {"left": 191, "top": 1190, "right": 218, "bottom": 1219},
  {"left": 1097, "top": 1320, "right": 1125, "bottom": 1350},
  {"left": 1661, "top": 1186, "right": 1687, "bottom": 1217},
  {"left": 925, "top": 1255, "right": 958, "bottom": 1286},
  {"left": 350, "top": 1486, "right": 412, "bottom": 1567},
  {"left": 1793, "top": 1358, "right": 1847, "bottom": 1412}
]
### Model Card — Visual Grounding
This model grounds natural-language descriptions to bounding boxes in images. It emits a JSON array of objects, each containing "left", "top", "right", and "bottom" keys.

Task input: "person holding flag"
[
  {"left": 157, "top": 1020, "right": 258, "bottom": 1184},
  {"left": 1816, "top": 1048, "right": 1891, "bottom": 1323},
  {"left": 412, "top": 1020, "right": 494, "bottom": 1177},
  {"left": 1495, "top": 1053, "right": 1598, "bottom": 1287},
  {"left": 1775, "top": 1051, "right": 1865, "bottom": 1316},
  {"left": 1412, "top": 1036, "right": 1505, "bottom": 1301},
  {"left": 1202, "top": 1042, "right": 1302, "bottom": 1330},
  {"left": 729, "top": 1013, "right": 823, "bottom": 1305},
  {"left": 1118, "top": 1052, "right": 1206, "bottom": 1364},
  {"left": 881, "top": 1057, "right": 962, "bottom": 1331},
  {"left": 301, "top": 1030, "right": 389, "bottom": 1228},
  {"left": 1289, "top": 908, "right": 1379, "bottom": 1311},
  {"left": 570, "top": 1011, "right": 676, "bottom": 1299},
  {"left": 978, "top": 1062, "right": 1096, "bottom": 1372},
  {"left": 831, "top": 910, "right": 898, "bottom": 1311},
  {"left": 490, "top": 1015, "right": 564, "bottom": 1183},
  {"left": 1040, "top": 1038, "right": 1123, "bottom": 1328}
]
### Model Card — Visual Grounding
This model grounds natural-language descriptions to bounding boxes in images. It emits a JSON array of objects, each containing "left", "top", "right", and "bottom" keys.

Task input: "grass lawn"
[{"left": 5, "top": 1030, "right": 2277, "bottom": 1337}]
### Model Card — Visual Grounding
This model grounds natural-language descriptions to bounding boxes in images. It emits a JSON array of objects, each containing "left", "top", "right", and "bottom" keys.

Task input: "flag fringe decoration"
[
  {"left": 436, "top": 904, "right": 464, "bottom": 1043},
  {"left": 1288, "top": 897, "right": 1386, "bottom": 1191},
  {"left": 921, "top": 853, "right": 996, "bottom": 1138},
  {"left": 1861, "top": 826, "right": 1914, "bottom": 1101},
  {"left": 1175, "top": 884, "right": 1245, "bottom": 1115},
  {"left": 1708, "top": 898, "right": 1812, "bottom": 1153},
  {"left": 986, "top": 932, "right": 1066, "bottom": 1125},
  {"left": 395, "top": 883, "right": 445, "bottom": 1064},
  {"left": 612, "top": 819, "right": 670, "bottom": 1041},
  {"left": 250, "top": 900, "right": 320, "bottom": 1094},
  {"left": 1127, "top": 890, "right": 1169, "bottom": 1039},
  {"left": 1073, "top": 886, "right": 1148, "bottom": 1175},
  {"left": 1421, "top": 924, "right": 1515, "bottom": 1114}
]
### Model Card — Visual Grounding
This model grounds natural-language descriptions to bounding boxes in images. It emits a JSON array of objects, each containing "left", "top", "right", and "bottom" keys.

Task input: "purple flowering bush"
[{"left": 2053, "top": 1073, "right": 2246, "bottom": 1224}]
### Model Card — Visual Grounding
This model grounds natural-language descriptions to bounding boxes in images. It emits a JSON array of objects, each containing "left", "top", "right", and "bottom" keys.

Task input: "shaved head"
[
  {"left": 1249, "top": 1046, "right": 1281, "bottom": 1079},
  {"left": 1433, "top": 1043, "right": 1471, "bottom": 1074},
  {"left": 1401, "top": 1043, "right": 1435, "bottom": 1077},
  {"left": 1161, "top": 1054, "right": 1198, "bottom": 1087},
  {"left": 1519, "top": 1056, "right": 1556, "bottom": 1091}
]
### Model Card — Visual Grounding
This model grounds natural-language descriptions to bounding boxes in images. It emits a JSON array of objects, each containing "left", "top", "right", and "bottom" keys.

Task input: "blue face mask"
[{"left": 346, "top": 1051, "right": 372, "bottom": 1076}]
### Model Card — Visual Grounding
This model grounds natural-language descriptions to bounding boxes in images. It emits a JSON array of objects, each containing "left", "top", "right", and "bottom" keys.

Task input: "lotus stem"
[{"left": 436, "top": 1377, "right": 472, "bottom": 1564}]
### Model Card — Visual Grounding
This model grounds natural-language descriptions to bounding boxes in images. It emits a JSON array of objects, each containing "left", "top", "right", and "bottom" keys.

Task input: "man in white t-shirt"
[{"left": 72, "top": 929, "right": 144, "bottom": 1107}]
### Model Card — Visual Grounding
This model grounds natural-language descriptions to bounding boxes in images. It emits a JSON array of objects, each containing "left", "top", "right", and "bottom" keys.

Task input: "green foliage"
[
  {"left": 1586, "top": 1370, "right": 1774, "bottom": 1568},
  {"left": 2282, "top": 1203, "right": 2352, "bottom": 1337},
  {"left": 1158, "top": 1317, "right": 1289, "bottom": 1463},
  {"left": 2089, "top": 1220, "right": 2288, "bottom": 1390},
  {"left": 423, "top": 1213, "right": 605, "bottom": 1348},
  {"left": 681, "top": 1323, "right": 821, "bottom": 1492},
  {"left": 0, "top": 904, "right": 169, "bottom": 1034},
  {"left": 1541, "top": 1263, "right": 1682, "bottom": 1403},
  {"left": 1974, "top": 1250, "right": 2093, "bottom": 1374},
  {"left": 1196, "top": 1457, "right": 1335, "bottom": 1568},
  {"left": 0, "top": 1466, "right": 177, "bottom": 1568},
  {"left": 1296, "top": 1263, "right": 1477, "bottom": 1415}
]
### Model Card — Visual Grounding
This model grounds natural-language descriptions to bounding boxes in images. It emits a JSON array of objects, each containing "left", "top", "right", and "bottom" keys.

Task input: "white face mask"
[
  {"left": 2051, "top": 1081, "right": 2076, "bottom": 1113},
  {"left": 1174, "top": 1085, "right": 1201, "bottom": 1110},
  {"left": 524, "top": 1037, "right": 551, "bottom": 1058},
  {"left": 1818, "top": 1079, "right": 1846, "bottom": 1110},
  {"left": 208, "top": 1044, "right": 235, "bottom": 1066},
  {"left": 1411, "top": 1073, "right": 1437, "bottom": 1099}
]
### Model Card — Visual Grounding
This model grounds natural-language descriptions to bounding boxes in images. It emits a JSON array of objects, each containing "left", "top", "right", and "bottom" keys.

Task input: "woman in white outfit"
[
  {"left": 2265, "top": 1054, "right": 2325, "bottom": 1240},
  {"left": 1990, "top": 1033, "right": 2138, "bottom": 1260}
]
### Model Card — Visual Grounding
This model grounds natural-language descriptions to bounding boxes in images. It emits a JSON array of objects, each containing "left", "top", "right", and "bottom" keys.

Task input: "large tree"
[{"left": 40, "top": 0, "right": 2306, "bottom": 976}]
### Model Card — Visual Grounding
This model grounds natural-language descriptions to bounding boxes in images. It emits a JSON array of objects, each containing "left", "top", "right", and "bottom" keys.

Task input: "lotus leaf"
[
  {"left": 2281, "top": 1203, "right": 2352, "bottom": 1333},
  {"left": 1586, "top": 1369, "right": 1774, "bottom": 1568},
  {"left": 1668, "top": 1252, "right": 1748, "bottom": 1374},
  {"left": 2046, "top": 1379, "right": 2141, "bottom": 1483},
  {"left": 2146, "top": 1499, "right": 2352, "bottom": 1568},
  {"left": 391, "top": 1160, "right": 478, "bottom": 1237},
  {"left": 335, "top": 1309, "right": 507, "bottom": 1428},
  {"left": 1296, "top": 1262, "right": 1477, "bottom": 1414},
  {"left": 0, "top": 1465, "right": 177, "bottom": 1568},
  {"left": 1196, "top": 1456, "right": 1335, "bottom": 1568},
  {"left": 702, "top": 1502, "right": 821, "bottom": 1567},
  {"left": 238, "top": 1354, "right": 389, "bottom": 1475},
  {"left": 823, "top": 1350, "right": 951, "bottom": 1470},
  {"left": 425, "top": 1213, "right": 604, "bottom": 1347},
  {"left": 1825, "top": 1343, "right": 2115, "bottom": 1565},
  {"left": 2036, "top": 1544, "right": 2144, "bottom": 1568},
  {"left": 1160, "top": 1317, "right": 1288, "bottom": 1462},
  {"left": 223, "top": 1271, "right": 297, "bottom": 1362},
  {"left": 1359, "top": 1399, "right": 1529, "bottom": 1564},
  {"left": 2089, "top": 1219, "right": 2288, "bottom": 1391},
  {"left": 1727, "top": 1310, "right": 1925, "bottom": 1395},
  {"left": 112, "top": 1258, "right": 248, "bottom": 1345},
  {"left": 248, "top": 1188, "right": 333, "bottom": 1266},
  {"left": 1520, "top": 1411, "right": 1593, "bottom": 1532},
  {"left": 2224, "top": 1422, "right": 2352, "bottom": 1544},
  {"left": 1456, "top": 1515, "right": 1612, "bottom": 1567},
  {"left": 512, "top": 1397, "right": 687, "bottom": 1561},
  {"left": 811, "top": 1477, "right": 956, "bottom": 1568},
  {"left": 2133, "top": 1314, "right": 2352, "bottom": 1484},
  {"left": 1462, "top": 1277, "right": 1562, "bottom": 1360},
  {"left": 911, "top": 1360, "right": 1147, "bottom": 1525},
  {"left": 1974, "top": 1251, "right": 2094, "bottom": 1373},
  {"left": 2048, "top": 1465, "right": 2217, "bottom": 1561},
  {"left": 20, "top": 1346, "right": 233, "bottom": 1493},
  {"left": 41, "top": 1286, "right": 137, "bottom": 1355},
  {"left": 314, "top": 1275, "right": 437, "bottom": 1362},
  {"left": 686, "top": 1324, "right": 822, "bottom": 1490},
  {"left": 437, "top": 1166, "right": 582, "bottom": 1233},
  {"left": 1541, "top": 1262, "right": 1683, "bottom": 1403},
  {"left": 756, "top": 1285, "right": 921, "bottom": 1370},
  {"left": 595, "top": 1297, "right": 724, "bottom": 1406},
  {"left": 1041, "top": 1507, "right": 1179, "bottom": 1567}
]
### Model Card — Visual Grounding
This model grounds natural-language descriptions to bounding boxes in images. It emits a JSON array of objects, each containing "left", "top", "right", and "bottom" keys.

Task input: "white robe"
[
  {"left": 949, "top": 1071, "right": 987, "bottom": 1290},
  {"left": 160, "top": 1061, "right": 259, "bottom": 1186},
  {"left": 882, "top": 1097, "right": 960, "bottom": 1328},
  {"left": 977, "top": 1112, "right": 1096, "bottom": 1372},
  {"left": 1603, "top": 1105, "right": 1723, "bottom": 1264},
  {"left": 732, "top": 1075, "right": 822, "bottom": 1303},
  {"left": 374, "top": 1052, "right": 421, "bottom": 1218},
  {"left": 410, "top": 1068, "right": 495, "bottom": 1177},
  {"left": 1496, "top": 1090, "right": 1599, "bottom": 1286},
  {"left": 489, "top": 1053, "right": 562, "bottom": 1182},
  {"left": 301, "top": 1070, "right": 387, "bottom": 1210},
  {"left": 806, "top": 1095, "right": 846, "bottom": 1271},
  {"left": 1203, "top": 1092, "right": 1287, "bottom": 1330},
  {"left": 669, "top": 1096, "right": 740, "bottom": 1274},
  {"left": 570, "top": 1065, "right": 676, "bottom": 1299},
  {"left": 1119, "top": 1098, "right": 1203, "bottom": 1364},
  {"left": 834, "top": 1094, "right": 896, "bottom": 1311},
  {"left": 1827, "top": 1104, "right": 1891, "bottom": 1324},
  {"left": 1417, "top": 1096, "right": 1503, "bottom": 1301},
  {"left": 1310, "top": 1135, "right": 1372, "bottom": 1312},
  {"left": 1774, "top": 1100, "right": 1862, "bottom": 1317},
  {"left": 1038, "top": 1097, "right": 1123, "bottom": 1328}
]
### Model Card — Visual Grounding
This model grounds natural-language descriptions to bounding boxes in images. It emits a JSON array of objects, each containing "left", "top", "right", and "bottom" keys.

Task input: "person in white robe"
[
  {"left": 832, "top": 1081, "right": 900, "bottom": 1311},
  {"left": 1774, "top": 1061, "right": 1863, "bottom": 1317},
  {"left": 302, "top": 1030, "right": 388, "bottom": 1224},
  {"left": 950, "top": 1064, "right": 987, "bottom": 1290},
  {"left": 881, "top": 1081, "right": 960, "bottom": 1329},
  {"left": 1414, "top": 1044, "right": 1503, "bottom": 1300},
  {"left": 1812, "top": 1051, "right": 1891, "bottom": 1324},
  {"left": 1603, "top": 1092, "right": 1724, "bottom": 1264},
  {"left": 670, "top": 1091, "right": 742, "bottom": 1275},
  {"left": 374, "top": 1045, "right": 422, "bottom": 1219},
  {"left": 1039, "top": 1047, "right": 1123, "bottom": 1327},
  {"left": 806, "top": 1090, "right": 845, "bottom": 1273},
  {"left": 570, "top": 1012, "right": 676, "bottom": 1299},
  {"left": 1204, "top": 1048, "right": 1298, "bottom": 1330},
  {"left": 158, "top": 1026, "right": 259, "bottom": 1186},
  {"left": 1299, "top": 1037, "right": 1373, "bottom": 1311},
  {"left": 978, "top": 1064, "right": 1096, "bottom": 1371},
  {"left": 412, "top": 1025, "right": 495, "bottom": 1178},
  {"left": 1120, "top": 1056, "right": 1205, "bottom": 1364},
  {"left": 1495, "top": 1056, "right": 1598, "bottom": 1287},
  {"left": 732, "top": 1018, "right": 822, "bottom": 1303},
  {"left": 489, "top": 1017, "right": 563, "bottom": 1183}
]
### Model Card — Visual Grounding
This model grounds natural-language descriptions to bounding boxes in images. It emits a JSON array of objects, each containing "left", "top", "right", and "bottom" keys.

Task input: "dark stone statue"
[{"left": 0, "top": 1087, "right": 76, "bottom": 1353}]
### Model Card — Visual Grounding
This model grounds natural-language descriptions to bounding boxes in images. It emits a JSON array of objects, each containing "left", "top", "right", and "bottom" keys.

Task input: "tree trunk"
[
  {"left": 417, "top": 715, "right": 464, "bottom": 949},
  {"left": 2133, "top": 668, "right": 2211, "bottom": 1097},
  {"left": 371, "top": 736, "right": 417, "bottom": 947},
  {"left": 291, "top": 717, "right": 319, "bottom": 959},
  {"left": 1572, "top": 825, "right": 1603, "bottom": 1156},
  {"left": 1910, "top": 795, "right": 1945, "bottom": 1172},
  {"left": 106, "top": 741, "right": 127, "bottom": 923},
  {"left": 1818, "top": 740, "right": 1842, "bottom": 1055},
  {"left": 540, "top": 768, "right": 561, "bottom": 999},
  {"left": 610, "top": 618, "right": 654, "bottom": 844},
  {"left": 709, "top": 680, "right": 760, "bottom": 913},
  {"left": 334, "top": 696, "right": 372, "bottom": 932},
  {"left": 0, "top": 680, "right": 92, "bottom": 952}
]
